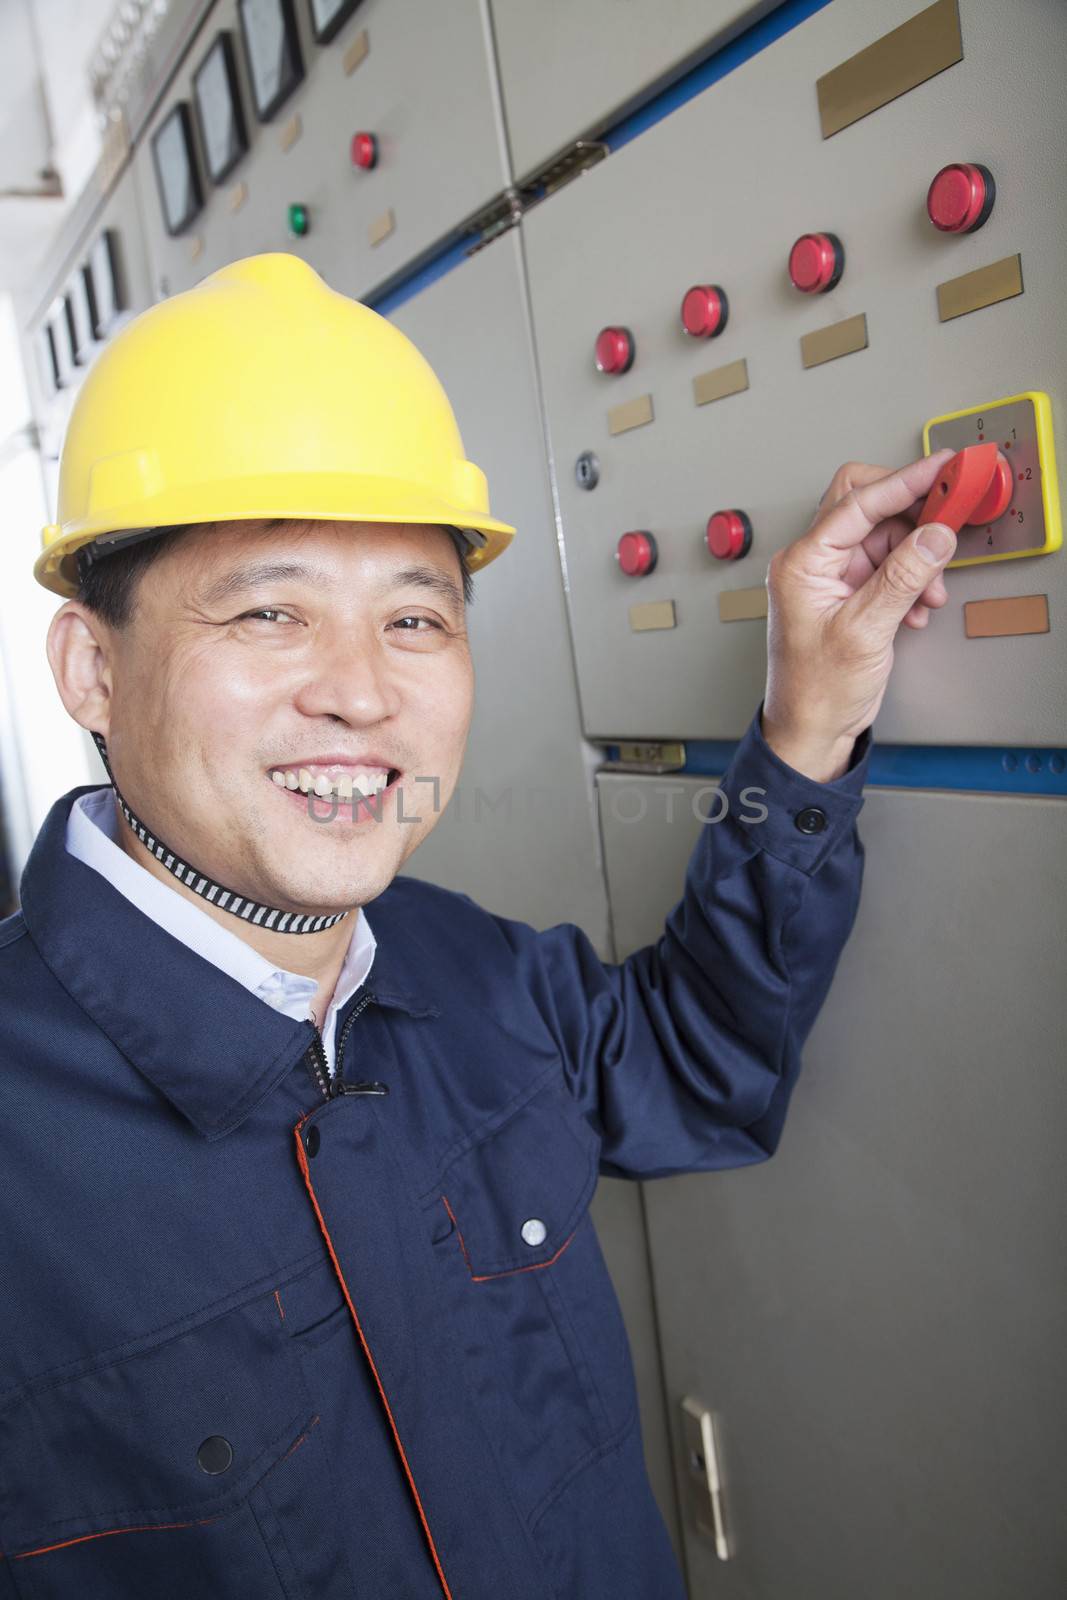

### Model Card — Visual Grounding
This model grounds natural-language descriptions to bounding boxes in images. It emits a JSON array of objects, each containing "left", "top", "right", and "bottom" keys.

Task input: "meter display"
[
  {"left": 66, "top": 273, "right": 95, "bottom": 364},
  {"left": 309, "top": 0, "right": 364, "bottom": 45},
  {"left": 49, "top": 301, "right": 75, "bottom": 388},
  {"left": 38, "top": 325, "right": 60, "bottom": 395},
  {"left": 238, "top": 0, "right": 304, "bottom": 122},
  {"left": 151, "top": 103, "right": 203, "bottom": 236},
  {"left": 193, "top": 31, "right": 248, "bottom": 184},
  {"left": 86, "top": 230, "right": 124, "bottom": 338}
]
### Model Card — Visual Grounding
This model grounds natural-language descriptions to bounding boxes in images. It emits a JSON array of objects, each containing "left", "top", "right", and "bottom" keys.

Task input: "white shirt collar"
[{"left": 65, "top": 786, "right": 376, "bottom": 1075}]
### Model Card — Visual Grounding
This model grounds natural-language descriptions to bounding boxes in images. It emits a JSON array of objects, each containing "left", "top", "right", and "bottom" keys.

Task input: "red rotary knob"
[
  {"left": 926, "top": 162, "right": 995, "bottom": 234},
  {"left": 967, "top": 451, "right": 1013, "bottom": 524},
  {"left": 788, "top": 232, "right": 845, "bottom": 294},
  {"left": 681, "top": 285, "right": 729, "bottom": 339},
  {"left": 705, "top": 509, "right": 752, "bottom": 562},
  {"left": 616, "top": 530, "right": 657, "bottom": 576},
  {"left": 595, "top": 326, "right": 635, "bottom": 375},
  {"left": 350, "top": 131, "right": 379, "bottom": 170}
]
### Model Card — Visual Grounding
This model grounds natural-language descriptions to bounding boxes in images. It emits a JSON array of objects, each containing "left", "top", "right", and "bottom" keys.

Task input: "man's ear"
[{"left": 46, "top": 602, "right": 115, "bottom": 740}]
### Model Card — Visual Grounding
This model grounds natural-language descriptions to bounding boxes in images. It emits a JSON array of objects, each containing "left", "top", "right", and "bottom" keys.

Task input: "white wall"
[{"left": 0, "top": 291, "right": 94, "bottom": 876}]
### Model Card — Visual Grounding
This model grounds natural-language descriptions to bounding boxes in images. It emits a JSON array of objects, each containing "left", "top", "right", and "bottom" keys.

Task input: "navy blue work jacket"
[{"left": 0, "top": 701, "right": 870, "bottom": 1599}]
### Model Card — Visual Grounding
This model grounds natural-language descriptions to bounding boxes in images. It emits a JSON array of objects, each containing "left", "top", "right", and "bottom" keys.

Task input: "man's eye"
[
  {"left": 237, "top": 608, "right": 295, "bottom": 624},
  {"left": 390, "top": 615, "right": 442, "bottom": 631}
]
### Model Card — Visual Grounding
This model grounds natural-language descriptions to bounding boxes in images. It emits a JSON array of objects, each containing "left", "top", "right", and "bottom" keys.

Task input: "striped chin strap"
[{"left": 90, "top": 732, "right": 350, "bottom": 935}]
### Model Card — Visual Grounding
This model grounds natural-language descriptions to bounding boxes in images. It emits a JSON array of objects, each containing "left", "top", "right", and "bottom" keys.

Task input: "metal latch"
[{"left": 681, "top": 1398, "right": 730, "bottom": 1560}]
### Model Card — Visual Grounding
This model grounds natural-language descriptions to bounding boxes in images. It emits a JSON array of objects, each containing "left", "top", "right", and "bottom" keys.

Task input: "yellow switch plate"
[{"left": 922, "top": 391, "right": 1061, "bottom": 567}]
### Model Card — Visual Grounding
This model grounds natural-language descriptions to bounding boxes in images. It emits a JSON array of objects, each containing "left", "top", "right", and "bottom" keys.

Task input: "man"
[{"left": 0, "top": 254, "right": 956, "bottom": 1598}]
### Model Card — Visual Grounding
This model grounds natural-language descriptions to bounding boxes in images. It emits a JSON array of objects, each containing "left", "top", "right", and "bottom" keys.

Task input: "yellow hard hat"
[{"left": 35, "top": 252, "right": 516, "bottom": 596}]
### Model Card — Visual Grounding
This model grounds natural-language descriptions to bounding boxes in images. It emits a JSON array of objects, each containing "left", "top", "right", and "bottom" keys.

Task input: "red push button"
[
  {"left": 788, "top": 232, "right": 844, "bottom": 294},
  {"left": 681, "top": 285, "right": 729, "bottom": 339},
  {"left": 616, "top": 530, "right": 656, "bottom": 576},
  {"left": 350, "top": 131, "right": 379, "bottom": 170},
  {"left": 926, "top": 162, "right": 995, "bottom": 234},
  {"left": 595, "top": 326, "right": 635, "bottom": 375},
  {"left": 705, "top": 509, "right": 752, "bottom": 561}
]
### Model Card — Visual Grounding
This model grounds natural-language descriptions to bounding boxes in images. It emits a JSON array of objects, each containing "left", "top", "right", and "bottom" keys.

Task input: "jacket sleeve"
[{"left": 483, "top": 698, "right": 872, "bottom": 1180}]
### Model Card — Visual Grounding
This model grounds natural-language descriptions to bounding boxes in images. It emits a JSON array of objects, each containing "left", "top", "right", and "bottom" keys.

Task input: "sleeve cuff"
[{"left": 715, "top": 699, "right": 872, "bottom": 875}]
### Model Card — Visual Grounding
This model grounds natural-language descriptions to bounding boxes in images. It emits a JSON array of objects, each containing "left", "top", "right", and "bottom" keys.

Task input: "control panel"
[
  {"left": 522, "top": 0, "right": 1067, "bottom": 747},
  {"left": 130, "top": 0, "right": 510, "bottom": 306}
]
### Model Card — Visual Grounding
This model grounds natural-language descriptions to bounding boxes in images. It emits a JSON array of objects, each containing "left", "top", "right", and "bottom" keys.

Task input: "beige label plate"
[
  {"left": 937, "top": 254, "right": 1023, "bottom": 322},
  {"left": 719, "top": 586, "right": 768, "bottom": 623},
  {"left": 608, "top": 393, "right": 654, "bottom": 436},
  {"left": 816, "top": 0, "right": 962, "bottom": 138},
  {"left": 693, "top": 358, "right": 749, "bottom": 408},
  {"left": 343, "top": 29, "right": 369, "bottom": 75},
  {"left": 963, "top": 594, "right": 1049, "bottom": 639},
  {"left": 616, "top": 742, "right": 686, "bottom": 766},
  {"left": 189, "top": 236, "right": 204, "bottom": 262},
  {"left": 368, "top": 208, "right": 396, "bottom": 247},
  {"left": 280, "top": 114, "right": 302, "bottom": 153},
  {"left": 629, "top": 599, "right": 676, "bottom": 632},
  {"left": 228, "top": 181, "right": 248, "bottom": 213},
  {"left": 801, "top": 312, "right": 868, "bottom": 369}
]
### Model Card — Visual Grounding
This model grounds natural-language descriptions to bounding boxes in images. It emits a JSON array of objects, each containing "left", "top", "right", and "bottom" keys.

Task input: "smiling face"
[{"left": 85, "top": 519, "right": 474, "bottom": 915}]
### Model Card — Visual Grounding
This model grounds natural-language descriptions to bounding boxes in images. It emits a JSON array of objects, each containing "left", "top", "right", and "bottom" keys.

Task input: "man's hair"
[{"left": 75, "top": 520, "right": 475, "bottom": 628}]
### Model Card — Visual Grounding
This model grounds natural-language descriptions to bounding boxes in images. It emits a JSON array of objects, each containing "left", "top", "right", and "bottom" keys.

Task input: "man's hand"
[{"left": 760, "top": 449, "right": 958, "bottom": 782}]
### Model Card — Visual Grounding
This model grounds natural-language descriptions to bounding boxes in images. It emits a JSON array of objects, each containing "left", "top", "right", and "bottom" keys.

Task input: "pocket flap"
[
  {"left": 438, "top": 1082, "right": 600, "bottom": 1279},
  {"left": 0, "top": 1289, "right": 308, "bottom": 1556}
]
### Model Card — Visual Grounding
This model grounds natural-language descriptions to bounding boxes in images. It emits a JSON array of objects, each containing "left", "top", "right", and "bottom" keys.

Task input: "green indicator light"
[{"left": 287, "top": 203, "right": 309, "bottom": 237}]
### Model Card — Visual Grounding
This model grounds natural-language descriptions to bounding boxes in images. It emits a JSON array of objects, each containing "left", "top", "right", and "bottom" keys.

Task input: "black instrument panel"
[{"left": 193, "top": 31, "right": 249, "bottom": 185}]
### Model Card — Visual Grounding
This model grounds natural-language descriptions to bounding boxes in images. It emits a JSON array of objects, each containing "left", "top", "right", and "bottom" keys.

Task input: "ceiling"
[{"left": 0, "top": 0, "right": 116, "bottom": 296}]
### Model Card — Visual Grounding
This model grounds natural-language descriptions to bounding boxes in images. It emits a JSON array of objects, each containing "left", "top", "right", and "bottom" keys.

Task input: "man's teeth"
[{"left": 269, "top": 768, "right": 392, "bottom": 798}]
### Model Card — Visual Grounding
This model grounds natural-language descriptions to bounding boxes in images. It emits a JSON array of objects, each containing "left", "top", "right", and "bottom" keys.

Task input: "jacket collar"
[{"left": 19, "top": 786, "right": 439, "bottom": 1142}]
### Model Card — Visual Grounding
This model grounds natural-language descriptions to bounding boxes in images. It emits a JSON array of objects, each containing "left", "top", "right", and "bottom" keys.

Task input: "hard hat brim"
[{"left": 36, "top": 472, "right": 517, "bottom": 598}]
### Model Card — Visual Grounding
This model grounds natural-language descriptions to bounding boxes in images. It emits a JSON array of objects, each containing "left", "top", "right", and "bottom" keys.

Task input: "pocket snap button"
[
  {"left": 197, "top": 1435, "right": 234, "bottom": 1475},
  {"left": 521, "top": 1218, "right": 547, "bottom": 1247}
]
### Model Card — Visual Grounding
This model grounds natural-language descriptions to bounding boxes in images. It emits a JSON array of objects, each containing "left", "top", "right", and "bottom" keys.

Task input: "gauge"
[
  {"left": 38, "top": 325, "right": 60, "bottom": 395},
  {"left": 193, "top": 32, "right": 248, "bottom": 185},
  {"left": 86, "top": 230, "right": 125, "bottom": 338},
  {"left": 151, "top": 102, "right": 204, "bottom": 236},
  {"left": 309, "top": 0, "right": 364, "bottom": 45},
  {"left": 237, "top": 0, "right": 304, "bottom": 122},
  {"left": 49, "top": 300, "right": 75, "bottom": 388},
  {"left": 66, "top": 273, "right": 95, "bottom": 364}
]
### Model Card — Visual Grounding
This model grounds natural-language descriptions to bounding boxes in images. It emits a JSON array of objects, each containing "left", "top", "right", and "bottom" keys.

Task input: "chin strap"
[{"left": 90, "top": 732, "right": 350, "bottom": 935}]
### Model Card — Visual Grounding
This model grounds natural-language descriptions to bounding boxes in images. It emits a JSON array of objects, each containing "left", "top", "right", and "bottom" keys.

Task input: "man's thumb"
[
  {"left": 913, "top": 522, "right": 957, "bottom": 566},
  {"left": 859, "top": 521, "right": 957, "bottom": 628}
]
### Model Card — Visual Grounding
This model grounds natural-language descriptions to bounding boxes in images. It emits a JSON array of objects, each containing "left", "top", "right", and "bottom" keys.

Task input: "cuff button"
[{"left": 795, "top": 807, "right": 828, "bottom": 834}]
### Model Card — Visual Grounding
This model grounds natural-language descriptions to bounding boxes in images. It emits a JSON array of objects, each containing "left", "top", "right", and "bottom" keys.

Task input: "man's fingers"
[
  {"left": 848, "top": 518, "right": 957, "bottom": 643},
  {"left": 813, "top": 449, "right": 954, "bottom": 555}
]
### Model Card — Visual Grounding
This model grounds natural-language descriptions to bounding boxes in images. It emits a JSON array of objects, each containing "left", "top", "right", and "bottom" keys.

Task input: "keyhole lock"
[{"left": 575, "top": 451, "right": 600, "bottom": 490}]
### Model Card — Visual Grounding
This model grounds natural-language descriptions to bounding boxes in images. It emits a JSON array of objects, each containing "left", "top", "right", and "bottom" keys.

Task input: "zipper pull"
[
  {"left": 335, "top": 1080, "right": 390, "bottom": 1097},
  {"left": 304, "top": 1026, "right": 332, "bottom": 1101}
]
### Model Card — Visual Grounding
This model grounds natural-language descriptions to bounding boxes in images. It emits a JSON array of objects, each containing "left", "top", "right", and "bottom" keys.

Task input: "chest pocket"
[
  {"left": 0, "top": 1285, "right": 338, "bottom": 1599},
  {"left": 435, "top": 1074, "right": 600, "bottom": 1278},
  {"left": 429, "top": 1075, "right": 638, "bottom": 1525}
]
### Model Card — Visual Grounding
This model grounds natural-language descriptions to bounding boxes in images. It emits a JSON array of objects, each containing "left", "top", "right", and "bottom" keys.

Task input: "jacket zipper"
[{"left": 304, "top": 987, "right": 389, "bottom": 1101}]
